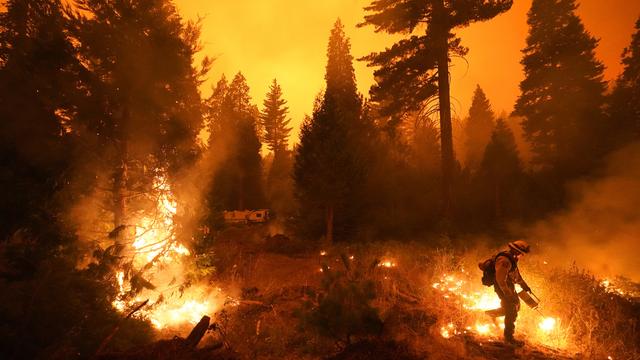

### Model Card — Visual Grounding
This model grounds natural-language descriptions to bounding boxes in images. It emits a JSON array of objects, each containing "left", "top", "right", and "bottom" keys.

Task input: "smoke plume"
[{"left": 527, "top": 143, "right": 640, "bottom": 281}]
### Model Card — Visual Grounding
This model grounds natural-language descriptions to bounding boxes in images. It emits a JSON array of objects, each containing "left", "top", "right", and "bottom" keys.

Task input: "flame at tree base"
[{"left": 109, "top": 176, "right": 223, "bottom": 331}]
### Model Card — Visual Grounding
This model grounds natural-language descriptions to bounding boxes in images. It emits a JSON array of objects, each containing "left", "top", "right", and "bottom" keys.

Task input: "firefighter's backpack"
[{"left": 478, "top": 251, "right": 517, "bottom": 287}]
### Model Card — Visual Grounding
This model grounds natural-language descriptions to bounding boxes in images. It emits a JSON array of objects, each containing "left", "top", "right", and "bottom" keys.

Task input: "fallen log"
[{"left": 184, "top": 315, "right": 210, "bottom": 349}]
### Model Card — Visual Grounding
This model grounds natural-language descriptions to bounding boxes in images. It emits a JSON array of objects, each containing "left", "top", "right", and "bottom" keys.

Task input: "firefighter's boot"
[{"left": 504, "top": 336, "right": 525, "bottom": 347}]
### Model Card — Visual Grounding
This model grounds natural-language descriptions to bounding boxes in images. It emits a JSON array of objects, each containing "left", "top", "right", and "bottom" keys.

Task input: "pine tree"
[
  {"left": 359, "top": 0, "right": 513, "bottom": 222},
  {"left": 609, "top": 16, "right": 640, "bottom": 146},
  {"left": 207, "top": 75, "right": 230, "bottom": 139},
  {"left": 260, "top": 79, "right": 292, "bottom": 154},
  {"left": 513, "top": 0, "right": 606, "bottom": 175},
  {"left": 0, "top": 0, "right": 80, "bottom": 240},
  {"left": 478, "top": 119, "right": 522, "bottom": 221},
  {"left": 259, "top": 79, "right": 293, "bottom": 216},
  {"left": 266, "top": 149, "right": 295, "bottom": 218},
  {"left": 65, "top": 0, "right": 210, "bottom": 253},
  {"left": 294, "top": 19, "right": 366, "bottom": 244},
  {"left": 207, "top": 72, "right": 265, "bottom": 211},
  {"left": 464, "top": 85, "right": 495, "bottom": 171}
]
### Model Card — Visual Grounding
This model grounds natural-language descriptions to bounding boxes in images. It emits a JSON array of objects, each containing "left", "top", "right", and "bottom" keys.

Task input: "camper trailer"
[{"left": 223, "top": 209, "right": 270, "bottom": 224}]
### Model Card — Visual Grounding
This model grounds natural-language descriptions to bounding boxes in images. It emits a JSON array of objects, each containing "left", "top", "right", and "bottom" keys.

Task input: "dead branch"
[{"left": 94, "top": 299, "right": 149, "bottom": 357}]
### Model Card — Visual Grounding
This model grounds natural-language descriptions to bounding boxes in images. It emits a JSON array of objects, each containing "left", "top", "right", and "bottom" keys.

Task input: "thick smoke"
[{"left": 526, "top": 143, "right": 640, "bottom": 281}]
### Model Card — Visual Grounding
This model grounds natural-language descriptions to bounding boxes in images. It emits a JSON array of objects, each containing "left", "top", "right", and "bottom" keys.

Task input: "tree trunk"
[
  {"left": 436, "top": 25, "right": 455, "bottom": 226},
  {"left": 238, "top": 172, "right": 245, "bottom": 210},
  {"left": 113, "top": 138, "right": 128, "bottom": 245},
  {"left": 495, "top": 182, "right": 501, "bottom": 220},
  {"left": 325, "top": 205, "right": 334, "bottom": 245}
]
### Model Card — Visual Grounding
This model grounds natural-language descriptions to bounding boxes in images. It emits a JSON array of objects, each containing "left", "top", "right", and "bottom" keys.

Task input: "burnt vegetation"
[{"left": 0, "top": 0, "right": 639, "bottom": 359}]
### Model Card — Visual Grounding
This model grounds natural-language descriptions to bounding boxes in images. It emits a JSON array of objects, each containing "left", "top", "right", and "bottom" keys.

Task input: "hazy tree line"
[{"left": 0, "top": 0, "right": 639, "bottom": 357}]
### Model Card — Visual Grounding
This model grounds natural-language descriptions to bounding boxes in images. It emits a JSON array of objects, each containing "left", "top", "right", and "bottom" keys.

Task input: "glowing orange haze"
[{"left": 175, "top": 0, "right": 640, "bottom": 143}]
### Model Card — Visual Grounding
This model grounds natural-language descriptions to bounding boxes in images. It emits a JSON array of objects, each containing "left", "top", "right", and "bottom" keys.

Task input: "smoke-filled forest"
[{"left": 1, "top": 0, "right": 640, "bottom": 359}]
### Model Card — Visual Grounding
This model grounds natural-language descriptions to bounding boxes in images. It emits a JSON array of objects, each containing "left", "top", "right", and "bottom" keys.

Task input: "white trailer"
[{"left": 223, "top": 209, "right": 270, "bottom": 224}]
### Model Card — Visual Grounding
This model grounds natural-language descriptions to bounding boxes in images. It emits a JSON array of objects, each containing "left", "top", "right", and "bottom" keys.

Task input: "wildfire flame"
[
  {"left": 539, "top": 317, "right": 556, "bottom": 332},
  {"left": 600, "top": 279, "right": 627, "bottom": 297},
  {"left": 378, "top": 259, "right": 397, "bottom": 268},
  {"left": 111, "top": 176, "right": 220, "bottom": 330},
  {"left": 432, "top": 272, "right": 566, "bottom": 349}
]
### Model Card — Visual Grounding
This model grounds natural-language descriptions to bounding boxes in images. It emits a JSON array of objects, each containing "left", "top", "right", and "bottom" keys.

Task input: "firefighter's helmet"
[{"left": 508, "top": 240, "right": 530, "bottom": 255}]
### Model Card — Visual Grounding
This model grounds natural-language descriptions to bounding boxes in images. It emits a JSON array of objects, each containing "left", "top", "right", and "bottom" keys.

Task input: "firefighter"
[{"left": 492, "top": 240, "right": 531, "bottom": 347}]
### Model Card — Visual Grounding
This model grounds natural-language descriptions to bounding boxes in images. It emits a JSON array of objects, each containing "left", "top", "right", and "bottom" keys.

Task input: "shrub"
[{"left": 298, "top": 254, "right": 383, "bottom": 346}]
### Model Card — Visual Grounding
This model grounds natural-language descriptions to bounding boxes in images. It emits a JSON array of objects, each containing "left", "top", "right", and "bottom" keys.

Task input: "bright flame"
[
  {"left": 432, "top": 271, "right": 568, "bottom": 350},
  {"left": 539, "top": 317, "right": 556, "bottom": 332},
  {"left": 475, "top": 323, "right": 491, "bottom": 335},
  {"left": 110, "top": 175, "right": 219, "bottom": 330},
  {"left": 379, "top": 259, "right": 396, "bottom": 268},
  {"left": 600, "top": 279, "right": 628, "bottom": 296},
  {"left": 150, "top": 299, "right": 211, "bottom": 329}
]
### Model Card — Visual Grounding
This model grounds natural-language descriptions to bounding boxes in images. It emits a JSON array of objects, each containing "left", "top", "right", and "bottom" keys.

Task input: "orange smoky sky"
[{"left": 175, "top": 0, "right": 639, "bottom": 142}]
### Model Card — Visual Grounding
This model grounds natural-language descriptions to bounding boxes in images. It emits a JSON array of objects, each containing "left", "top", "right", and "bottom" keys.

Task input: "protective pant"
[{"left": 494, "top": 284, "right": 520, "bottom": 339}]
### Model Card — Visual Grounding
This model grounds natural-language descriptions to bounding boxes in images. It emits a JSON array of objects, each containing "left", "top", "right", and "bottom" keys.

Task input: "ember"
[{"left": 378, "top": 259, "right": 397, "bottom": 268}]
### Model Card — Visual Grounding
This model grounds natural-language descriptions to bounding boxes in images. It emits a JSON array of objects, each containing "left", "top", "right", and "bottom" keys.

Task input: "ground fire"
[{"left": 431, "top": 271, "right": 567, "bottom": 349}]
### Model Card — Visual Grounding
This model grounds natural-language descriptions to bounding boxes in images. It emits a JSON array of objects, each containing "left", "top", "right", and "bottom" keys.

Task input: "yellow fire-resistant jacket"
[{"left": 495, "top": 254, "right": 528, "bottom": 300}]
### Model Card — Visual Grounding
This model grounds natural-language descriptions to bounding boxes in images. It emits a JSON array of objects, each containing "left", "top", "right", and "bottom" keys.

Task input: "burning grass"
[
  {"left": 251, "top": 240, "right": 638, "bottom": 359},
  {"left": 94, "top": 221, "right": 640, "bottom": 359},
  {"left": 413, "top": 245, "right": 639, "bottom": 359}
]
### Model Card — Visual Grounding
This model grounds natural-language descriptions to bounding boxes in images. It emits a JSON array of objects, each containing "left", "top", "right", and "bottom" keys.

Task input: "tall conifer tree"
[
  {"left": 0, "top": 0, "right": 80, "bottom": 240},
  {"left": 359, "top": 0, "right": 513, "bottom": 222},
  {"left": 463, "top": 85, "right": 495, "bottom": 171},
  {"left": 513, "top": 0, "right": 606, "bottom": 175},
  {"left": 207, "top": 72, "right": 264, "bottom": 211},
  {"left": 69, "top": 0, "right": 209, "bottom": 232},
  {"left": 478, "top": 119, "right": 522, "bottom": 221},
  {"left": 294, "top": 19, "right": 365, "bottom": 243},
  {"left": 260, "top": 79, "right": 293, "bottom": 215},
  {"left": 609, "top": 17, "right": 640, "bottom": 145},
  {"left": 260, "top": 79, "right": 292, "bottom": 154}
]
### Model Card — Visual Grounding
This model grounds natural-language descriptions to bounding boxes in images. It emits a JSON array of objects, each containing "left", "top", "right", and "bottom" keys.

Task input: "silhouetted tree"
[
  {"left": 0, "top": 0, "right": 80, "bottom": 241},
  {"left": 207, "top": 72, "right": 265, "bottom": 211},
  {"left": 514, "top": 0, "right": 606, "bottom": 176},
  {"left": 294, "top": 20, "right": 366, "bottom": 243},
  {"left": 609, "top": 16, "right": 640, "bottom": 146},
  {"left": 259, "top": 79, "right": 294, "bottom": 216},
  {"left": 478, "top": 119, "right": 523, "bottom": 221},
  {"left": 359, "top": 0, "right": 513, "bottom": 222},
  {"left": 68, "top": 0, "right": 209, "bottom": 231},
  {"left": 265, "top": 149, "right": 295, "bottom": 218},
  {"left": 463, "top": 85, "right": 495, "bottom": 171},
  {"left": 260, "top": 79, "right": 292, "bottom": 154},
  {"left": 0, "top": 2, "right": 155, "bottom": 358}
]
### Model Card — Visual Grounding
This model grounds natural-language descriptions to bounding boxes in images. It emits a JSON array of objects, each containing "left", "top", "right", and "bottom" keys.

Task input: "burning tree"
[{"left": 64, "top": 0, "right": 219, "bottom": 331}]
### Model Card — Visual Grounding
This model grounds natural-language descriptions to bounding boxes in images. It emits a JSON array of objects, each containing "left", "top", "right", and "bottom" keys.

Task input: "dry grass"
[{"left": 205, "top": 234, "right": 639, "bottom": 359}]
